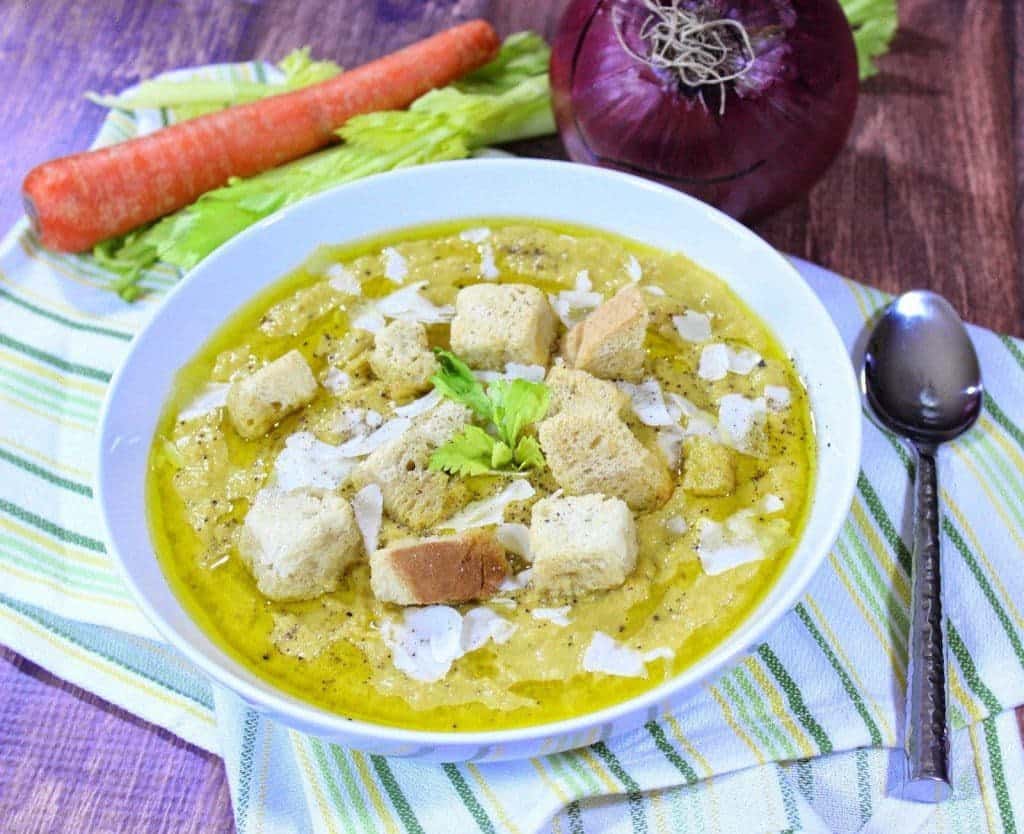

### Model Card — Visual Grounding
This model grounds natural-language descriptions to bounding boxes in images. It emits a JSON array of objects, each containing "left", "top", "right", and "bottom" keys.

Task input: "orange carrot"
[{"left": 23, "top": 20, "right": 500, "bottom": 253}]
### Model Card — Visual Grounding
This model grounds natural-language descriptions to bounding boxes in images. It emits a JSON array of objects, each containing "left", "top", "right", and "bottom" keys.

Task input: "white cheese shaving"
[
  {"left": 332, "top": 407, "right": 383, "bottom": 442},
  {"left": 498, "top": 568, "right": 533, "bottom": 593},
  {"left": 656, "top": 425, "right": 685, "bottom": 468},
  {"left": 582, "top": 632, "right": 674, "bottom": 678},
  {"left": 717, "top": 394, "right": 767, "bottom": 454},
  {"left": 322, "top": 368, "right": 351, "bottom": 394},
  {"left": 475, "top": 363, "right": 546, "bottom": 383},
  {"left": 696, "top": 516, "right": 765, "bottom": 575},
  {"left": 381, "top": 605, "right": 515, "bottom": 682},
  {"left": 698, "top": 344, "right": 730, "bottom": 381},
  {"left": 642, "top": 285, "right": 666, "bottom": 296},
  {"left": 382, "top": 247, "right": 407, "bottom": 283},
  {"left": 665, "top": 393, "right": 717, "bottom": 438},
  {"left": 478, "top": 242, "right": 499, "bottom": 280},
  {"left": 459, "top": 227, "right": 491, "bottom": 243},
  {"left": 393, "top": 389, "right": 442, "bottom": 419},
  {"left": 626, "top": 255, "right": 642, "bottom": 281},
  {"left": 178, "top": 382, "right": 229, "bottom": 422},
  {"left": 761, "top": 494, "right": 785, "bottom": 514},
  {"left": 672, "top": 311, "right": 712, "bottom": 343},
  {"left": 327, "top": 264, "right": 361, "bottom": 295},
  {"left": 351, "top": 307, "right": 386, "bottom": 333},
  {"left": 616, "top": 379, "right": 675, "bottom": 427},
  {"left": 274, "top": 432, "right": 355, "bottom": 491},
  {"left": 765, "top": 385, "right": 792, "bottom": 411},
  {"left": 532, "top": 606, "right": 571, "bottom": 626},
  {"left": 336, "top": 417, "right": 411, "bottom": 457},
  {"left": 352, "top": 484, "right": 383, "bottom": 555},
  {"left": 575, "top": 270, "right": 592, "bottom": 292},
  {"left": 666, "top": 516, "right": 688, "bottom": 535},
  {"left": 549, "top": 272, "right": 603, "bottom": 328},
  {"left": 496, "top": 523, "right": 532, "bottom": 560},
  {"left": 728, "top": 347, "right": 763, "bottom": 375},
  {"left": 375, "top": 281, "right": 455, "bottom": 324},
  {"left": 443, "top": 479, "right": 535, "bottom": 532}
]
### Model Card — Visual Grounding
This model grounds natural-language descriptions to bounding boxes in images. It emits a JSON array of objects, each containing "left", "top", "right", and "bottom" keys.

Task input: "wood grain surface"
[{"left": 1, "top": 1, "right": 1022, "bottom": 832}]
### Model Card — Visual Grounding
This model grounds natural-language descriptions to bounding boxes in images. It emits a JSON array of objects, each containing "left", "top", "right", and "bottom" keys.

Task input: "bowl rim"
[{"left": 96, "top": 157, "right": 862, "bottom": 748}]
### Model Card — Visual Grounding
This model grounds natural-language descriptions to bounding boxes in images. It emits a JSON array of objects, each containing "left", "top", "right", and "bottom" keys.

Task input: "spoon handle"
[{"left": 905, "top": 445, "right": 951, "bottom": 801}]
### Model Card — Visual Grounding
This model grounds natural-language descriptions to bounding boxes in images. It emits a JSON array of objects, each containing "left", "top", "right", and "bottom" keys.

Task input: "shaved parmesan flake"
[
  {"left": 728, "top": 347, "right": 763, "bottom": 375},
  {"left": 336, "top": 417, "right": 411, "bottom": 457},
  {"left": 376, "top": 281, "right": 455, "bottom": 324},
  {"left": 616, "top": 379, "right": 675, "bottom": 426},
  {"left": 696, "top": 508, "right": 789, "bottom": 575},
  {"left": 532, "top": 606, "right": 571, "bottom": 626},
  {"left": 479, "top": 242, "right": 499, "bottom": 280},
  {"left": 351, "top": 307, "right": 386, "bottom": 333},
  {"left": 549, "top": 275, "right": 604, "bottom": 327},
  {"left": 382, "top": 247, "right": 407, "bottom": 282},
  {"left": 322, "top": 368, "right": 351, "bottom": 393},
  {"left": 459, "top": 227, "right": 491, "bottom": 243},
  {"left": 575, "top": 270, "right": 592, "bottom": 293},
  {"left": 461, "top": 607, "right": 516, "bottom": 651},
  {"left": 381, "top": 605, "right": 515, "bottom": 682},
  {"left": 352, "top": 484, "right": 383, "bottom": 554},
  {"left": 672, "top": 311, "right": 712, "bottom": 343},
  {"left": 332, "top": 408, "right": 383, "bottom": 442},
  {"left": 765, "top": 385, "right": 792, "bottom": 411},
  {"left": 496, "top": 523, "right": 531, "bottom": 560},
  {"left": 274, "top": 432, "right": 355, "bottom": 491},
  {"left": 442, "top": 479, "right": 535, "bottom": 532},
  {"left": 476, "top": 364, "right": 546, "bottom": 383},
  {"left": 665, "top": 393, "right": 717, "bottom": 437},
  {"left": 498, "top": 568, "right": 533, "bottom": 593},
  {"left": 178, "top": 382, "right": 229, "bottom": 422},
  {"left": 626, "top": 255, "right": 642, "bottom": 281},
  {"left": 582, "top": 632, "right": 674, "bottom": 678},
  {"left": 698, "top": 344, "right": 730, "bottom": 381},
  {"left": 642, "top": 285, "right": 666, "bottom": 297},
  {"left": 761, "top": 494, "right": 785, "bottom": 514},
  {"left": 656, "top": 425, "right": 685, "bottom": 468},
  {"left": 327, "top": 264, "right": 361, "bottom": 295},
  {"left": 718, "top": 394, "right": 767, "bottom": 455},
  {"left": 666, "top": 516, "right": 688, "bottom": 535},
  {"left": 393, "top": 389, "right": 442, "bottom": 419}
]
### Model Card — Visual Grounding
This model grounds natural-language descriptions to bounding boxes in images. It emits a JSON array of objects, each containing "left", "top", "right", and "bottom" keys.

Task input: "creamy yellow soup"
[{"left": 148, "top": 220, "right": 814, "bottom": 731}]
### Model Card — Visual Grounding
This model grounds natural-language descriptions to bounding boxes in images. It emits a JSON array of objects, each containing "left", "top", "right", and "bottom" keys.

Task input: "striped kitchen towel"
[{"left": 2, "top": 60, "right": 1024, "bottom": 833}]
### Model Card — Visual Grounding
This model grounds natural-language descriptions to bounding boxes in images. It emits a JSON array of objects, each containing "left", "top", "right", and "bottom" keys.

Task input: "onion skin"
[{"left": 551, "top": 0, "right": 859, "bottom": 221}]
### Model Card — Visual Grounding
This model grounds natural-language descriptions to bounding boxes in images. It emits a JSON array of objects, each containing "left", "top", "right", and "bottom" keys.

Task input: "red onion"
[{"left": 550, "top": 0, "right": 859, "bottom": 221}]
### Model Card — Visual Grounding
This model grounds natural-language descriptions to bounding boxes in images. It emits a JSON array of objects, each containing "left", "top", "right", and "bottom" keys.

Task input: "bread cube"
[
  {"left": 545, "top": 365, "right": 629, "bottom": 419},
  {"left": 238, "top": 488, "right": 362, "bottom": 601},
  {"left": 530, "top": 494, "right": 638, "bottom": 596},
  {"left": 370, "top": 529, "right": 508, "bottom": 605},
  {"left": 563, "top": 287, "right": 649, "bottom": 381},
  {"left": 369, "top": 320, "right": 438, "bottom": 400},
  {"left": 450, "top": 283, "right": 556, "bottom": 369},
  {"left": 351, "top": 400, "right": 472, "bottom": 530},
  {"left": 682, "top": 435, "right": 736, "bottom": 496},
  {"left": 538, "top": 411, "right": 673, "bottom": 511},
  {"left": 227, "top": 350, "right": 318, "bottom": 439}
]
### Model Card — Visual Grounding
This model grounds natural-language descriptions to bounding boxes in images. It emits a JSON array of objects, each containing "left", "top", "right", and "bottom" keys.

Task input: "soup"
[{"left": 148, "top": 220, "right": 814, "bottom": 731}]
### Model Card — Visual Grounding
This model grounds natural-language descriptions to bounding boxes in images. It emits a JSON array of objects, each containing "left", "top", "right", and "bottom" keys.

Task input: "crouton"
[
  {"left": 369, "top": 320, "right": 438, "bottom": 400},
  {"left": 370, "top": 529, "right": 508, "bottom": 605},
  {"left": 563, "top": 287, "right": 649, "bottom": 381},
  {"left": 545, "top": 365, "right": 629, "bottom": 419},
  {"left": 530, "top": 494, "right": 638, "bottom": 596},
  {"left": 450, "top": 283, "right": 557, "bottom": 369},
  {"left": 227, "top": 350, "right": 318, "bottom": 440},
  {"left": 351, "top": 400, "right": 473, "bottom": 530},
  {"left": 682, "top": 435, "right": 736, "bottom": 496},
  {"left": 538, "top": 411, "right": 673, "bottom": 511},
  {"left": 238, "top": 488, "right": 362, "bottom": 601}
]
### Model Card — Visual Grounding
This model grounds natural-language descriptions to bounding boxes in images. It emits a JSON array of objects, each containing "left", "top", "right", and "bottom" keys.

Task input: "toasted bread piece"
[
  {"left": 538, "top": 411, "right": 673, "bottom": 511},
  {"left": 227, "top": 350, "right": 318, "bottom": 439},
  {"left": 682, "top": 435, "right": 736, "bottom": 496},
  {"left": 450, "top": 283, "right": 557, "bottom": 369},
  {"left": 530, "top": 493, "right": 638, "bottom": 596},
  {"left": 351, "top": 400, "right": 472, "bottom": 530},
  {"left": 545, "top": 365, "right": 629, "bottom": 419},
  {"left": 369, "top": 319, "right": 438, "bottom": 400},
  {"left": 370, "top": 529, "right": 508, "bottom": 605},
  {"left": 238, "top": 488, "right": 362, "bottom": 601},
  {"left": 563, "top": 287, "right": 648, "bottom": 381}
]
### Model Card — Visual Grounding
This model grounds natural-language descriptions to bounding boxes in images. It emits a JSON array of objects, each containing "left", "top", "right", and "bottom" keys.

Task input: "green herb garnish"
[
  {"left": 839, "top": 0, "right": 898, "bottom": 80},
  {"left": 428, "top": 349, "right": 550, "bottom": 476}
]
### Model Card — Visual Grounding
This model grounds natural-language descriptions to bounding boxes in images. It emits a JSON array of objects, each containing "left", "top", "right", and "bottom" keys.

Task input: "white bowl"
[{"left": 97, "top": 159, "right": 861, "bottom": 762}]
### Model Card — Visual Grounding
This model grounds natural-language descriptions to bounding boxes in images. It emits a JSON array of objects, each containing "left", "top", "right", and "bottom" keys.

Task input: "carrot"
[{"left": 23, "top": 20, "right": 500, "bottom": 253}]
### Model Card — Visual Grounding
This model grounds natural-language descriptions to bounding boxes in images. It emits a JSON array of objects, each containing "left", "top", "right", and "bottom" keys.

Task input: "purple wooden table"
[{"left": 2, "top": 1, "right": 1022, "bottom": 831}]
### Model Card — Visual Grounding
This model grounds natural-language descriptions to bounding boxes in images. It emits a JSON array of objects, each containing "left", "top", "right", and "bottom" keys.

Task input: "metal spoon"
[{"left": 862, "top": 290, "right": 982, "bottom": 803}]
